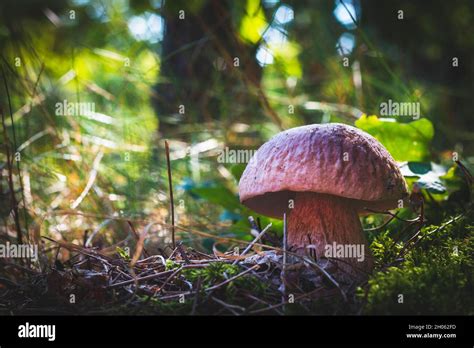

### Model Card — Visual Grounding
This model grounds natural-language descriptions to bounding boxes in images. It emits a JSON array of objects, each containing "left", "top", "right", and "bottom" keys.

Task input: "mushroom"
[{"left": 238, "top": 123, "right": 408, "bottom": 278}]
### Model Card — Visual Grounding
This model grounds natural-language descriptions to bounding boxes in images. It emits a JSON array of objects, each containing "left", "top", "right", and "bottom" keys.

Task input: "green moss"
[
  {"left": 115, "top": 246, "right": 131, "bottom": 261},
  {"left": 182, "top": 262, "right": 267, "bottom": 298},
  {"left": 359, "top": 216, "right": 474, "bottom": 315},
  {"left": 165, "top": 259, "right": 180, "bottom": 270}
]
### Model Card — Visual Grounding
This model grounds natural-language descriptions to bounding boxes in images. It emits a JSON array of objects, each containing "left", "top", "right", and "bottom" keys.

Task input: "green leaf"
[
  {"left": 406, "top": 162, "right": 432, "bottom": 175},
  {"left": 400, "top": 162, "right": 447, "bottom": 193},
  {"left": 229, "top": 163, "right": 246, "bottom": 181},
  {"left": 440, "top": 165, "right": 465, "bottom": 192},
  {"left": 272, "top": 41, "right": 302, "bottom": 78},
  {"left": 191, "top": 185, "right": 241, "bottom": 212},
  {"left": 239, "top": 0, "right": 268, "bottom": 44},
  {"left": 355, "top": 115, "right": 434, "bottom": 161}
]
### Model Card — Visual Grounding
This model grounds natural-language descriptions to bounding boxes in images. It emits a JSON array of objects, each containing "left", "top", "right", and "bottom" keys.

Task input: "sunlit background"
[{"left": 0, "top": 0, "right": 473, "bottom": 255}]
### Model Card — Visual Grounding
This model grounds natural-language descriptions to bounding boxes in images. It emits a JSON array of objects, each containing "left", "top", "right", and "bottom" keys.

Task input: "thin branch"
[
  {"left": 363, "top": 208, "right": 420, "bottom": 223},
  {"left": 165, "top": 140, "right": 175, "bottom": 249},
  {"left": 363, "top": 213, "right": 398, "bottom": 231},
  {"left": 70, "top": 150, "right": 104, "bottom": 209},
  {"left": 0, "top": 106, "right": 22, "bottom": 243}
]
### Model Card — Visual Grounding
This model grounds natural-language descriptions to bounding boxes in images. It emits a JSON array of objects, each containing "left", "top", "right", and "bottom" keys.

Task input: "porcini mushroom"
[{"left": 238, "top": 123, "right": 408, "bottom": 278}]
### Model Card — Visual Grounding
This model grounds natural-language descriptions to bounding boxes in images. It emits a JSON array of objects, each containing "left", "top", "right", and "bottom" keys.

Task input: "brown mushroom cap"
[{"left": 239, "top": 123, "right": 408, "bottom": 218}]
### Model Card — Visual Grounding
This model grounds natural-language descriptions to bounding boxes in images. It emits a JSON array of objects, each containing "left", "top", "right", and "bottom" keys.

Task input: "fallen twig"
[
  {"left": 232, "top": 223, "right": 272, "bottom": 265},
  {"left": 205, "top": 264, "right": 260, "bottom": 292}
]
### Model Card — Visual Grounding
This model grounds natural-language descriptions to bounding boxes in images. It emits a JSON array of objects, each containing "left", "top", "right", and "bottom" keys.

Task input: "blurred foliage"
[{"left": 240, "top": 0, "right": 268, "bottom": 44}]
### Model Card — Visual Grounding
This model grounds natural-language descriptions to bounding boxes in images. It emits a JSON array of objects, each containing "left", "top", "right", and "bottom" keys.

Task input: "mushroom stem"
[{"left": 287, "top": 192, "right": 373, "bottom": 278}]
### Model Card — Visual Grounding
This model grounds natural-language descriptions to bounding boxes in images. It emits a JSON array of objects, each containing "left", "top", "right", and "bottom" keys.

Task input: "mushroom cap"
[{"left": 239, "top": 123, "right": 408, "bottom": 218}]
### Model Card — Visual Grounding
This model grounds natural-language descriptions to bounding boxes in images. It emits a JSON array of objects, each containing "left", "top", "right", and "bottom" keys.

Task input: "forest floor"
[{"left": 1, "top": 204, "right": 473, "bottom": 316}]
